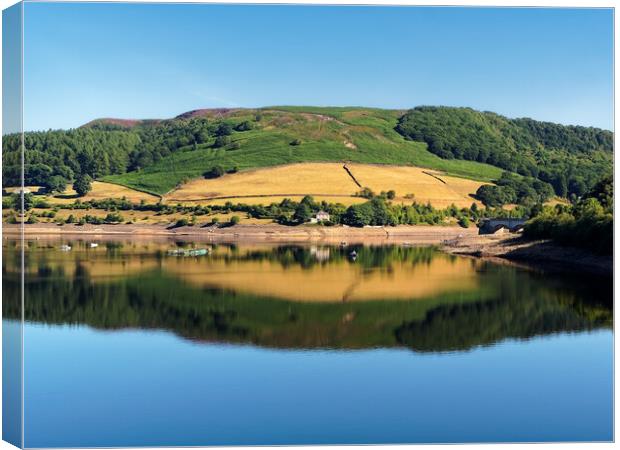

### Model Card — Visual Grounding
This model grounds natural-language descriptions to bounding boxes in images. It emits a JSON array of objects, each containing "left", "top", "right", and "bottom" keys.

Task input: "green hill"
[
  {"left": 397, "top": 106, "right": 613, "bottom": 198},
  {"left": 103, "top": 107, "right": 505, "bottom": 194},
  {"left": 3, "top": 106, "right": 612, "bottom": 199}
]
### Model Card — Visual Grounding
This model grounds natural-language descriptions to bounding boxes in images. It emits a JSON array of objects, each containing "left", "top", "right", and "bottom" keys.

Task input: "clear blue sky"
[{"left": 22, "top": 3, "right": 613, "bottom": 131}]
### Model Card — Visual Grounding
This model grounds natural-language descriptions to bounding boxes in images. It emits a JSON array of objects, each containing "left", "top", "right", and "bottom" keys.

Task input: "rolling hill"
[
  {"left": 101, "top": 107, "right": 503, "bottom": 195},
  {"left": 2, "top": 106, "right": 612, "bottom": 208}
]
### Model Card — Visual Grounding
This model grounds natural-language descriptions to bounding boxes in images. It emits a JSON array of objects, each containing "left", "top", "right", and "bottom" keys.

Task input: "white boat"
[
  {"left": 89, "top": 243, "right": 98, "bottom": 248},
  {"left": 59, "top": 244, "right": 72, "bottom": 251}
]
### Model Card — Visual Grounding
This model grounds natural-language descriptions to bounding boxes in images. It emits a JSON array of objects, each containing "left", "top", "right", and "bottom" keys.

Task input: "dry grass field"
[
  {"left": 199, "top": 195, "right": 368, "bottom": 207},
  {"left": 51, "top": 181, "right": 160, "bottom": 204},
  {"left": 17, "top": 207, "right": 271, "bottom": 226},
  {"left": 7, "top": 164, "right": 488, "bottom": 210},
  {"left": 166, "top": 162, "right": 487, "bottom": 208}
]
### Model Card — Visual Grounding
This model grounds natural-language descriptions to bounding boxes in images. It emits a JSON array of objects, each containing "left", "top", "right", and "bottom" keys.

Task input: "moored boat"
[{"left": 167, "top": 248, "right": 209, "bottom": 257}]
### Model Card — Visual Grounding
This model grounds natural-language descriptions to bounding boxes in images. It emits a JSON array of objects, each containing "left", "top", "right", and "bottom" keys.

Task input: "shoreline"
[
  {"left": 2, "top": 223, "right": 477, "bottom": 244},
  {"left": 442, "top": 234, "right": 612, "bottom": 276},
  {"left": 3, "top": 223, "right": 611, "bottom": 275}
]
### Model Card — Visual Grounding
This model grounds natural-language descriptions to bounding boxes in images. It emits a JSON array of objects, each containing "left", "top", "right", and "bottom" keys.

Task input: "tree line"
[
  {"left": 396, "top": 106, "right": 613, "bottom": 199},
  {"left": 524, "top": 176, "right": 613, "bottom": 254},
  {"left": 9, "top": 188, "right": 530, "bottom": 229},
  {"left": 2, "top": 115, "right": 256, "bottom": 190}
]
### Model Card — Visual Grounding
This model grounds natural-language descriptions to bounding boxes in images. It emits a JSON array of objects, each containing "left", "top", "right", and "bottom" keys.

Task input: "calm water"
[{"left": 3, "top": 239, "right": 613, "bottom": 446}]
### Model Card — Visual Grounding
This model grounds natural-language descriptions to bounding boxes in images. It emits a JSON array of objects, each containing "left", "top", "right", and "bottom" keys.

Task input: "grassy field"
[
  {"left": 103, "top": 107, "right": 503, "bottom": 195},
  {"left": 51, "top": 181, "right": 160, "bottom": 204},
  {"left": 6, "top": 202, "right": 272, "bottom": 226},
  {"left": 166, "top": 162, "right": 486, "bottom": 208}
]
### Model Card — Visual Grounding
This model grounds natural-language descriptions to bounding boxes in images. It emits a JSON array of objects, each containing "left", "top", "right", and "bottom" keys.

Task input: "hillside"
[
  {"left": 101, "top": 107, "right": 502, "bottom": 195},
  {"left": 396, "top": 106, "right": 613, "bottom": 198},
  {"left": 166, "top": 162, "right": 486, "bottom": 208},
  {"left": 2, "top": 106, "right": 612, "bottom": 205}
]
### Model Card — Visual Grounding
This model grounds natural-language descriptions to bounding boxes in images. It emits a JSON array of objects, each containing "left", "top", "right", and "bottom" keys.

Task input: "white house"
[{"left": 310, "top": 210, "right": 331, "bottom": 223}]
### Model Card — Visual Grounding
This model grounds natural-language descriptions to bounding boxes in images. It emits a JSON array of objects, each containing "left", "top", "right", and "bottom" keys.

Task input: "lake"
[{"left": 2, "top": 238, "right": 613, "bottom": 446}]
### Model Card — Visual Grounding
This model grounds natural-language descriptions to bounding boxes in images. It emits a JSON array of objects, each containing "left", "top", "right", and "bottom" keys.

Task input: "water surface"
[{"left": 3, "top": 239, "right": 613, "bottom": 446}]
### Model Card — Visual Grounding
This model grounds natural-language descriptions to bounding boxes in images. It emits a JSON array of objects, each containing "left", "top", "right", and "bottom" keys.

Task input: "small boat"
[
  {"left": 167, "top": 248, "right": 209, "bottom": 257},
  {"left": 59, "top": 244, "right": 72, "bottom": 251},
  {"left": 89, "top": 243, "right": 98, "bottom": 248},
  {"left": 349, "top": 250, "right": 357, "bottom": 257}
]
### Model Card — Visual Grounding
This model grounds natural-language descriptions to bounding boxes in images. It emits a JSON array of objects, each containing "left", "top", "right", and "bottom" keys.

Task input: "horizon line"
[{"left": 15, "top": 104, "right": 615, "bottom": 133}]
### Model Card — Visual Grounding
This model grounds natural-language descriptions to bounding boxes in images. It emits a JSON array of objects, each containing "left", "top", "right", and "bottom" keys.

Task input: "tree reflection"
[{"left": 3, "top": 243, "right": 612, "bottom": 353}]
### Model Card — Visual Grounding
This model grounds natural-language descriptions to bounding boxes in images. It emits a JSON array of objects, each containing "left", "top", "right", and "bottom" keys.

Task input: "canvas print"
[{"left": 2, "top": 2, "right": 614, "bottom": 447}]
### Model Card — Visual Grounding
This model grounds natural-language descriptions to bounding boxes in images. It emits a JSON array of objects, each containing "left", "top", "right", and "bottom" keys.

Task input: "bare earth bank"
[
  {"left": 442, "top": 234, "right": 612, "bottom": 276},
  {"left": 3, "top": 223, "right": 476, "bottom": 244},
  {"left": 4, "top": 223, "right": 611, "bottom": 275}
]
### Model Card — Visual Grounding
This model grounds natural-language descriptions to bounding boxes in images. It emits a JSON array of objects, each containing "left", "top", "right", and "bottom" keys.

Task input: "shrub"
[
  {"left": 11, "top": 192, "right": 34, "bottom": 211},
  {"left": 104, "top": 213, "right": 123, "bottom": 223},
  {"left": 293, "top": 203, "right": 312, "bottom": 223},
  {"left": 203, "top": 166, "right": 225, "bottom": 179},
  {"left": 26, "top": 214, "right": 38, "bottom": 224},
  {"left": 343, "top": 198, "right": 396, "bottom": 227},
  {"left": 290, "top": 139, "right": 302, "bottom": 146},
  {"left": 458, "top": 216, "right": 470, "bottom": 228},
  {"left": 476, "top": 185, "right": 508, "bottom": 207},
  {"left": 216, "top": 122, "right": 233, "bottom": 136},
  {"left": 355, "top": 187, "right": 375, "bottom": 199},
  {"left": 73, "top": 174, "right": 93, "bottom": 197},
  {"left": 66, "top": 214, "right": 76, "bottom": 224},
  {"left": 230, "top": 215, "right": 240, "bottom": 225},
  {"left": 34, "top": 198, "right": 51, "bottom": 209},
  {"left": 45, "top": 175, "right": 67, "bottom": 193},
  {"left": 235, "top": 121, "right": 253, "bottom": 132},
  {"left": 174, "top": 218, "right": 189, "bottom": 227},
  {"left": 386, "top": 190, "right": 396, "bottom": 200},
  {"left": 213, "top": 135, "right": 231, "bottom": 148}
]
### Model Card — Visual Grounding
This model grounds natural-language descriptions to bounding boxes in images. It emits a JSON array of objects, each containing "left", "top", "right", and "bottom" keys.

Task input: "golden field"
[
  {"left": 5, "top": 182, "right": 158, "bottom": 204},
  {"left": 9, "top": 164, "right": 487, "bottom": 210},
  {"left": 52, "top": 181, "right": 160, "bottom": 204},
  {"left": 6, "top": 207, "right": 271, "bottom": 226},
  {"left": 166, "top": 163, "right": 487, "bottom": 208}
]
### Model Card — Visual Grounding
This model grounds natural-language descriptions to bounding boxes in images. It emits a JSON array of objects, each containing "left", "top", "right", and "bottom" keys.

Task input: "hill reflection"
[{"left": 3, "top": 240, "right": 612, "bottom": 353}]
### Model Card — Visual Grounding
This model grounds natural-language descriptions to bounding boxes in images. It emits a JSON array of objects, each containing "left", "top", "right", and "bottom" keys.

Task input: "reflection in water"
[{"left": 3, "top": 240, "right": 612, "bottom": 353}]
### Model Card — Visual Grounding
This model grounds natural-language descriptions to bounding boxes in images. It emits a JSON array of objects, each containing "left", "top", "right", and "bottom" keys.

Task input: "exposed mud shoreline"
[
  {"left": 3, "top": 223, "right": 611, "bottom": 275},
  {"left": 442, "top": 234, "right": 612, "bottom": 276},
  {"left": 2, "top": 223, "right": 477, "bottom": 244}
]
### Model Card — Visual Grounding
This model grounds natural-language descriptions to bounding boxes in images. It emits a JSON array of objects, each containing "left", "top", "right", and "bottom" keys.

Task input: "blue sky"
[{"left": 22, "top": 3, "right": 613, "bottom": 131}]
